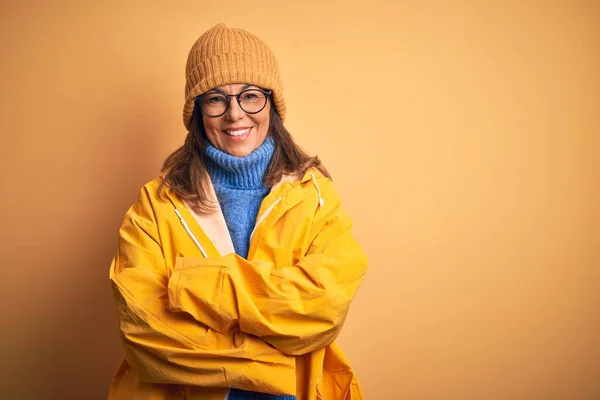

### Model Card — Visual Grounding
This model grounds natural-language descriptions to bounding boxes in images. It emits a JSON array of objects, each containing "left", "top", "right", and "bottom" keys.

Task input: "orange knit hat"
[{"left": 183, "top": 23, "right": 286, "bottom": 130}]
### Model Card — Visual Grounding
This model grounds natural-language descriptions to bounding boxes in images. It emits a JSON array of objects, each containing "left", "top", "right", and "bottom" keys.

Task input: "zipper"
[
  {"left": 223, "top": 388, "right": 231, "bottom": 400},
  {"left": 174, "top": 208, "right": 208, "bottom": 257},
  {"left": 249, "top": 196, "right": 282, "bottom": 242}
]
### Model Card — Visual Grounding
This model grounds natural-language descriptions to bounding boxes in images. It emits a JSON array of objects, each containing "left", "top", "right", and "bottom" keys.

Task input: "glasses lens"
[
  {"left": 201, "top": 93, "right": 227, "bottom": 116},
  {"left": 239, "top": 90, "right": 267, "bottom": 114}
]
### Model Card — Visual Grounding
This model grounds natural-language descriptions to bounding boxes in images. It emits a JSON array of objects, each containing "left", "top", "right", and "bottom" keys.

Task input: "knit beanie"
[{"left": 183, "top": 23, "right": 286, "bottom": 131}]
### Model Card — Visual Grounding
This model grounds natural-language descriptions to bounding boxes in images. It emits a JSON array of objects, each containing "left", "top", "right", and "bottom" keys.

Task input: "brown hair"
[{"left": 158, "top": 105, "right": 330, "bottom": 214}]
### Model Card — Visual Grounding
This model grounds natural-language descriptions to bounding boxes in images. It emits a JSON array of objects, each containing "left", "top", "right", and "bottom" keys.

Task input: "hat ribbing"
[{"left": 183, "top": 23, "right": 286, "bottom": 130}]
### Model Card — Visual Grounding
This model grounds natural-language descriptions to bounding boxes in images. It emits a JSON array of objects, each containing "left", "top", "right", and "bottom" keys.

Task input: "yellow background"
[{"left": 1, "top": 1, "right": 598, "bottom": 398}]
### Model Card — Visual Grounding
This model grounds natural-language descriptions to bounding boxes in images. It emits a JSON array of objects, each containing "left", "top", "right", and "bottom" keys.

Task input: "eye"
[
  {"left": 240, "top": 90, "right": 265, "bottom": 101},
  {"left": 205, "top": 94, "right": 226, "bottom": 104},
  {"left": 241, "top": 92, "right": 258, "bottom": 100}
]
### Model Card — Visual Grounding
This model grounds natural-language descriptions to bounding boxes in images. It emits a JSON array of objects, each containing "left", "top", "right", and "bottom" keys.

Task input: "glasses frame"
[{"left": 195, "top": 88, "right": 272, "bottom": 118}]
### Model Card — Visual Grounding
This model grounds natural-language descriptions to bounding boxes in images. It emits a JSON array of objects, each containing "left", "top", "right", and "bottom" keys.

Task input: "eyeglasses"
[{"left": 195, "top": 88, "right": 272, "bottom": 118}]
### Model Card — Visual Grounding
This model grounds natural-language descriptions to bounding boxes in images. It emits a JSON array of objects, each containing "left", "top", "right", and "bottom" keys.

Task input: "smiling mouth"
[{"left": 224, "top": 128, "right": 251, "bottom": 137}]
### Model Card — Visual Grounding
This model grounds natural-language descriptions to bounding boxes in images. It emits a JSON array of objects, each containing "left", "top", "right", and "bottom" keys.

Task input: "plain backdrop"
[{"left": 1, "top": 1, "right": 598, "bottom": 399}]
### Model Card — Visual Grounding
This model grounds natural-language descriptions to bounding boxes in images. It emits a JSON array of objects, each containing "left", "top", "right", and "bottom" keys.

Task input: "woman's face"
[{"left": 201, "top": 83, "right": 271, "bottom": 157}]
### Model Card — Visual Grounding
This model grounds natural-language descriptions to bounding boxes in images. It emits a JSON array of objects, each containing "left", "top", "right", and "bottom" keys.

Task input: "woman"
[{"left": 108, "top": 23, "right": 368, "bottom": 400}]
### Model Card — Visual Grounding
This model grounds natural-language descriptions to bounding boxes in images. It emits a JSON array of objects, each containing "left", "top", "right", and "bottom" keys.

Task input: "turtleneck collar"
[{"left": 204, "top": 136, "right": 275, "bottom": 189}]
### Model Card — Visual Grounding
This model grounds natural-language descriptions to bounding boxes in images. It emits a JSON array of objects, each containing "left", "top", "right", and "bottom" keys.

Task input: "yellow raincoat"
[{"left": 108, "top": 168, "right": 368, "bottom": 400}]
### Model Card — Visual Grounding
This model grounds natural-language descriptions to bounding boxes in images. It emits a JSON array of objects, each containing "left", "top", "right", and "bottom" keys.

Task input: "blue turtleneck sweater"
[
  {"left": 204, "top": 137, "right": 296, "bottom": 400},
  {"left": 204, "top": 137, "right": 274, "bottom": 258}
]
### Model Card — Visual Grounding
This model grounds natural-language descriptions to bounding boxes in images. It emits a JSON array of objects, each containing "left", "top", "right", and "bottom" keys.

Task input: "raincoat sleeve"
[
  {"left": 109, "top": 186, "right": 296, "bottom": 392},
  {"left": 168, "top": 177, "right": 368, "bottom": 356}
]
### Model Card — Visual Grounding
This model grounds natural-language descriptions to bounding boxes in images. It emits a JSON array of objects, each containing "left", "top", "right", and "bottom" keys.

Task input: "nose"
[{"left": 225, "top": 96, "right": 244, "bottom": 121}]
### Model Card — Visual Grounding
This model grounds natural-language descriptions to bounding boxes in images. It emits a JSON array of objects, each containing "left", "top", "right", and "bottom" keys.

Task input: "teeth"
[{"left": 225, "top": 128, "right": 250, "bottom": 136}]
